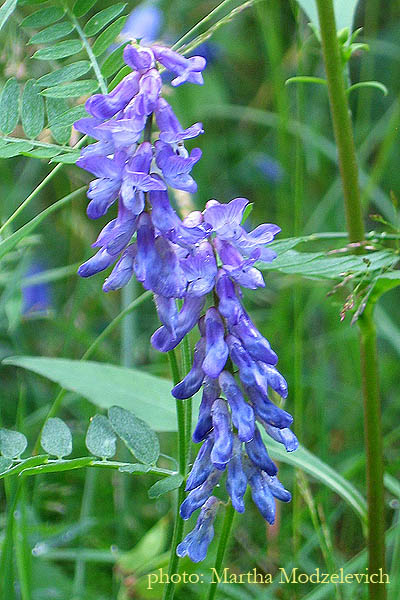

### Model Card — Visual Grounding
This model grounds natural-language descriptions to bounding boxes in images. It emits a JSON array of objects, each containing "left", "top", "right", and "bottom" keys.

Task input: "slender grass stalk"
[
  {"left": 162, "top": 349, "right": 187, "bottom": 600},
  {"left": 316, "top": 2, "right": 386, "bottom": 599},
  {"left": 206, "top": 502, "right": 235, "bottom": 600}
]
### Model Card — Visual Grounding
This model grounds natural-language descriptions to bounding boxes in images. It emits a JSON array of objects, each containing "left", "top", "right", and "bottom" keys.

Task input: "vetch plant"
[
  {"left": 0, "top": 2, "right": 398, "bottom": 600},
  {"left": 73, "top": 41, "right": 298, "bottom": 574}
]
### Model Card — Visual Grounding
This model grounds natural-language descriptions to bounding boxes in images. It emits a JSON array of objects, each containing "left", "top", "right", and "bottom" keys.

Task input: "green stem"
[
  {"left": 163, "top": 349, "right": 186, "bottom": 600},
  {"left": 359, "top": 307, "right": 386, "bottom": 599},
  {"left": 316, "top": 2, "right": 386, "bottom": 599},
  {"left": 316, "top": 0, "right": 365, "bottom": 245},
  {"left": 206, "top": 502, "right": 235, "bottom": 600},
  {"left": 69, "top": 12, "right": 107, "bottom": 95}
]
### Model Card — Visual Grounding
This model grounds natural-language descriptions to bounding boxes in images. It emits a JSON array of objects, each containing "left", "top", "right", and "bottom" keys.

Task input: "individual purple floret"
[{"left": 177, "top": 496, "right": 219, "bottom": 563}]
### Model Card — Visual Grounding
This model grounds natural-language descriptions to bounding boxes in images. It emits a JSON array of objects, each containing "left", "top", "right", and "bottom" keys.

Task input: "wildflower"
[
  {"left": 76, "top": 42, "right": 297, "bottom": 565},
  {"left": 177, "top": 496, "right": 219, "bottom": 563}
]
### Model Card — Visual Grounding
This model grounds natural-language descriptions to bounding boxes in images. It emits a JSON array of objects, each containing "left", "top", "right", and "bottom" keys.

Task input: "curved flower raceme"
[{"left": 76, "top": 43, "right": 297, "bottom": 563}]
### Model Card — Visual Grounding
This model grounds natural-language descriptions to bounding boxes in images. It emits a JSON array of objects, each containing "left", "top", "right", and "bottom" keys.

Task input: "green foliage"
[
  {"left": 3, "top": 356, "right": 182, "bottom": 431},
  {"left": 21, "top": 6, "right": 65, "bottom": 29},
  {"left": 41, "top": 80, "right": 99, "bottom": 98},
  {"left": 72, "top": 0, "right": 98, "bottom": 18},
  {"left": 85, "top": 414, "right": 117, "bottom": 459},
  {"left": 0, "top": 0, "right": 17, "bottom": 32},
  {"left": 259, "top": 236, "right": 398, "bottom": 281},
  {"left": 100, "top": 42, "right": 128, "bottom": 77},
  {"left": 0, "top": 78, "right": 20, "bottom": 134},
  {"left": 148, "top": 474, "right": 184, "bottom": 499},
  {"left": 0, "top": 429, "right": 28, "bottom": 458},
  {"left": 91, "top": 15, "right": 127, "bottom": 57},
  {"left": 108, "top": 405, "right": 160, "bottom": 465},
  {"left": 37, "top": 60, "right": 92, "bottom": 87},
  {"left": 21, "top": 79, "right": 45, "bottom": 138},
  {"left": 28, "top": 21, "right": 75, "bottom": 44},
  {"left": 83, "top": 3, "right": 127, "bottom": 37},
  {"left": 32, "top": 39, "right": 84, "bottom": 61},
  {"left": 41, "top": 417, "right": 73, "bottom": 458}
]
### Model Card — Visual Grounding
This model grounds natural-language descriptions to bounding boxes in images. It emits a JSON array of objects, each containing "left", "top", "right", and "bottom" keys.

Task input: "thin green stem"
[
  {"left": 316, "top": 0, "right": 365, "bottom": 245},
  {"left": 206, "top": 502, "right": 235, "bottom": 600},
  {"left": 0, "top": 136, "right": 75, "bottom": 152},
  {"left": 69, "top": 12, "right": 107, "bottom": 95},
  {"left": 163, "top": 349, "right": 186, "bottom": 600},
  {"left": 316, "top": 2, "right": 386, "bottom": 599},
  {"left": 14, "top": 479, "right": 31, "bottom": 600},
  {"left": 359, "top": 307, "right": 386, "bottom": 599}
]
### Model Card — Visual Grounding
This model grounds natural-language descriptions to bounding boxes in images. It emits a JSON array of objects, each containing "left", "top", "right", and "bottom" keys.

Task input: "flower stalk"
[{"left": 315, "top": 2, "right": 386, "bottom": 599}]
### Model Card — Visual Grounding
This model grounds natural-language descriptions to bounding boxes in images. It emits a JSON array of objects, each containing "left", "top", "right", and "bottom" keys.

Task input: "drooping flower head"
[{"left": 75, "top": 42, "right": 297, "bottom": 564}]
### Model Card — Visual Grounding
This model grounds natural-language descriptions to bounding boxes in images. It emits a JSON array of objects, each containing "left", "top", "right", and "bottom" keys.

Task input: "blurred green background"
[{"left": 0, "top": 1, "right": 399, "bottom": 598}]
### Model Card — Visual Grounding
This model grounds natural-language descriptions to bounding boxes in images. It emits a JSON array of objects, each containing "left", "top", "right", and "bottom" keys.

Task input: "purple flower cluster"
[
  {"left": 161, "top": 199, "right": 298, "bottom": 563},
  {"left": 74, "top": 43, "right": 205, "bottom": 291},
  {"left": 75, "top": 43, "right": 297, "bottom": 564}
]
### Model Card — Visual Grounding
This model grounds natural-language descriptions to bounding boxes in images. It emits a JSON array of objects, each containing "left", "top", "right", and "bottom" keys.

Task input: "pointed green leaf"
[
  {"left": 109, "top": 406, "right": 160, "bottom": 465},
  {"left": 85, "top": 415, "right": 117, "bottom": 459},
  {"left": 47, "top": 97, "right": 71, "bottom": 144},
  {"left": 0, "top": 0, "right": 17, "bottom": 33},
  {"left": 148, "top": 474, "right": 183, "bottom": 499},
  {"left": 0, "top": 455, "right": 48, "bottom": 479},
  {"left": 0, "top": 429, "right": 27, "bottom": 458},
  {"left": 0, "top": 78, "right": 20, "bottom": 134},
  {"left": 73, "top": 0, "right": 98, "bottom": 18},
  {"left": 28, "top": 21, "right": 75, "bottom": 44},
  {"left": 23, "top": 147, "right": 62, "bottom": 159},
  {"left": 101, "top": 41, "right": 128, "bottom": 78},
  {"left": 347, "top": 80, "right": 388, "bottom": 97},
  {"left": 48, "top": 104, "right": 88, "bottom": 128},
  {"left": 50, "top": 151, "right": 80, "bottom": 164},
  {"left": 259, "top": 237, "right": 397, "bottom": 280},
  {"left": 41, "top": 417, "right": 72, "bottom": 458},
  {"left": 21, "top": 6, "right": 64, "bottom": 28},
  {"left": 41, "top": 80, "right": 98, "bottom": 98},
  {"left": 84, "top": 3, "right": 126, "bottom": 37},
  {"left": 33, "top": 40, "right": 83, "bottom": 61},
  {"left": 21, "top": 79, "right": 45, "bottom": 138},
  {"left": 21, "top": 457, "right": 93, "bottom": 477},
  {"left": 37, "top": 61, "right": 91, "bottom": 87},
  {"left": 92, "top": 16, "right": 127, "bottom": 57},
  {"left": 0, "top": 142, "right": 34, "bottom": 158},
  {"left": 109, "top": 65, "right": 130, "bottom": 91},
  {"left": 2, "top": 356, "right": 183, "bottom": 432}
]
